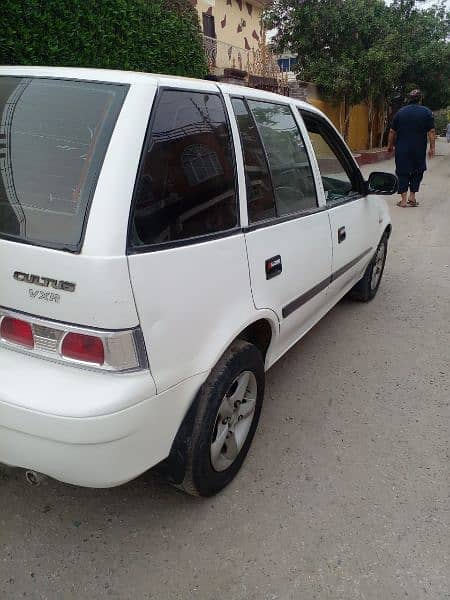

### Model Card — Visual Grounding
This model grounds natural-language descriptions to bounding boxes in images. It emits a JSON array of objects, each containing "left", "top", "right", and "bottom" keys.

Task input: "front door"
[
  {"left": 301, "top": 111, "right": 380, "bottom": 297},
  {"left": 230, "top": 96, "right": 333, "bottom": 357}
]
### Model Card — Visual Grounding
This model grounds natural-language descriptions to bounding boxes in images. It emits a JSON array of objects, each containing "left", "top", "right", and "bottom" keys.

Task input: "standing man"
[{"left": 387, "top": 89, "right": 436, "bottom": 207}]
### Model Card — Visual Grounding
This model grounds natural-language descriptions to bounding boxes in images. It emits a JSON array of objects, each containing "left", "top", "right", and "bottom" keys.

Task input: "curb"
[{"left": 354, "top": 149, "right": 392, "bottom": 166}]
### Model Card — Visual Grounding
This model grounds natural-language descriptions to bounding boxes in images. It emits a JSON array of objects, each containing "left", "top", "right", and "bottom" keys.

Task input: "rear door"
[
  {"left": 229, "top": 96, "right": 332, "bottom": 355},
  {"left": 126, "top": 85, "right": 255, "bottom": 392},
  {"left": 301, "top": 110, "right": 380, "bottom": 296}
]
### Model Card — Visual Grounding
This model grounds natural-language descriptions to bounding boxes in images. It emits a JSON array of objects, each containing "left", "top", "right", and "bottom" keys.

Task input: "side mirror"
[{"left": 367, "top": 171, "right": 398, "bottom": 195}]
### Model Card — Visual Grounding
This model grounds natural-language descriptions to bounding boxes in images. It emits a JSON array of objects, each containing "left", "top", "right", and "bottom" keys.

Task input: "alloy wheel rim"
[
  {"left": 210, "top": 371, "right": 258, "bottom": 472},
  {"left": 371, "top": 242, "right": 386, "bottom": 290}
]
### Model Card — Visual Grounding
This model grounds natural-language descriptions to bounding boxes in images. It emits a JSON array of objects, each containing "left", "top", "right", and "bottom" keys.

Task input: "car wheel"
[
  {"left": 349, "top": 233, "right": 388, "bottom": 302},
  {"left": 178, "top": 340, "right": 265, "bottom": 497}
]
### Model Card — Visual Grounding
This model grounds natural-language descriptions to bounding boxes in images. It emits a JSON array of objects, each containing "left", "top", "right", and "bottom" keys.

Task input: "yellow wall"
[
  {"left": 347, "top": 103, "right": 369, "bottom": 151},
  {"left": 309, "top": 98, "right": 341, "bottom": 130},
  {"left": 309, "top": 98, "right": 370, "bottom": 151},
  {"left": 195, "top": 0, "right": 264, "bottom": 72}
]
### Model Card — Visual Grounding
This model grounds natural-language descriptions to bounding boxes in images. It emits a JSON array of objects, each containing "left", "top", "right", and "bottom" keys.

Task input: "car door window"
[
  {"left": 231, "top": 98, "right": 276, "bottom": 223},
  {"left": 301, "top": 112, "right": 361, "bottom": 205},
  {"left": 247, "top": 100, "right": 317, "bottom": 217},
  {"left": 130, "top": 89, "right": 237, "bottom": 248}
]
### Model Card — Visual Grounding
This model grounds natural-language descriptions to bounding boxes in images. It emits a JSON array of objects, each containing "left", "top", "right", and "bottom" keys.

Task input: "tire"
[
  {"left": 349, "top": 233, "right": 388, "bottom": 302},
  {"left": 177, "top": 340, "right": 265, "bottom": 497}
]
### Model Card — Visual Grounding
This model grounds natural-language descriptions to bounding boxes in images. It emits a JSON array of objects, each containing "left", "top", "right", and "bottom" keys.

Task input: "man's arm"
[
  {"left": 428, "top": 128, "right": 436, "bottom": 158},
  {"left": 387, "top": 129, "right": 396, "bottom": 153}
]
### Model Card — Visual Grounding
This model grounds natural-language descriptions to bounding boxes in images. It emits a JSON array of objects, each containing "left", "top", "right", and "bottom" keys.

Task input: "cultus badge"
[{"left": 13, "top": 271, "right": 76, "bottom": 292}]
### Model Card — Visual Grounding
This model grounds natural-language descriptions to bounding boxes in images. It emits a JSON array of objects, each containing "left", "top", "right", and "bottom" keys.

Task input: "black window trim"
[
  {"left": 231, "top": 94, "right": 322, "bottom": 230},
  {"left": 0, "top": 74, "right": 130, "bottom": 253},
  {"left": 242, "top": 204, "right": 328, "bottom": 233},
  {"left": 127, "top": 227, "right": 242, "bottom": 255},
  {"left": 126, "top": 85, "right": 240, "bottom": 255},
  {"left": 300, "top": 108, "right": 367, "bottom": 207}
]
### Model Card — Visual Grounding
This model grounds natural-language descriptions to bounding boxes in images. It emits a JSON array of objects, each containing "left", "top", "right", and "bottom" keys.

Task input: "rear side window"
[
  {"left": 231, "top": 98, "right": 276, "bottom": 223},
  {"left": 248, "top": 100, "right": 317, "bottom": 216},
  {"left": 0, "top": 76, "right": 127, "bottom": 251},
  {"left": 130, "top": 90, "right": 237, "bottom": 249}
]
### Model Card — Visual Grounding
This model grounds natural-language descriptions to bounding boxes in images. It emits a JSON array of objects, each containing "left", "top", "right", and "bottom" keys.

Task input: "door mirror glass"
[{"left": 367, "top": 172, "right": 398, "bottom": 195}]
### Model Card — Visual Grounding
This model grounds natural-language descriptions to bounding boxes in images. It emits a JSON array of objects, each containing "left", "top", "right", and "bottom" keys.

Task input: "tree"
[
  {"left": 0, "top": 0, "right": 207, "bottom": 79},
  {"left": 388, "top": 1, "right": 450, "bottom": 110},
  {"left": 266, "top": 0, "right": 450, "bottom": 145},
  {"left": 434, "top": 108, "right": 449, "bottom": 134},
  {"left": 266, "top": 0, "right": 392, "bottom": 139}
]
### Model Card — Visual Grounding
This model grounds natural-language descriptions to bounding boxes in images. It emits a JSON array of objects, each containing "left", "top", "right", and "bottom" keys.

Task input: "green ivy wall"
[{"left": 0, "top": 0, "right": 207, "bottom": 78}]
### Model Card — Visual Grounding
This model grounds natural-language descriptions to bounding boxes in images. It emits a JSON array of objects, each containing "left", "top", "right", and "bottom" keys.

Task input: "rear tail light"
[
  {"left": 61, "top": 332, "right": 105, "bottom": 365},
  {"left": 0, "top": 309, "right": 147, "bottom": 373},
  {"left": 0, "top": 317, "right": 34, "bottom": 349}
]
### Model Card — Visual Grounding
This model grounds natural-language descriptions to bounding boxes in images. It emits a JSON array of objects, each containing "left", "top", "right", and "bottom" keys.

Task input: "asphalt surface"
[{"left": 1, "top": 139, "right": 449, "bottom": 600}]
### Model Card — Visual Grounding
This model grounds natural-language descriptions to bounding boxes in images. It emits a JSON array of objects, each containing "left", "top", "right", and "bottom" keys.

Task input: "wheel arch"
[
  {"left": 233, "top": 317, "right": 276, "bottom": 366},
  {"left": 207, "top": 311, "right": 279, "bottom": 375},
  {"left": 158, "top": 314, "right": 278, "bottom": 485}
]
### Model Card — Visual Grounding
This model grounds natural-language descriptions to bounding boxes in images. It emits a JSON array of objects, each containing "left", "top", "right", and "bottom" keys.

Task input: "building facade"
[{"left": 192, "top": 0, "right": 278, "bottom": 83}]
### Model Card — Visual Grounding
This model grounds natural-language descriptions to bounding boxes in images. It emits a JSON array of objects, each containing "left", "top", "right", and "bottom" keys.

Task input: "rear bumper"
[{"left": 0, "top": 348, "right": 206, "bottom": 487}]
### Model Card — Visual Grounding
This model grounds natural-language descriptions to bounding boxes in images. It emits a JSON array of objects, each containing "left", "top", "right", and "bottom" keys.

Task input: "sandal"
[
  {"left": 396, "top": 201, "right": 407, "bottom": 207},
  {"left": 407, "top": 199, "right": 419, "bottom": 207}
]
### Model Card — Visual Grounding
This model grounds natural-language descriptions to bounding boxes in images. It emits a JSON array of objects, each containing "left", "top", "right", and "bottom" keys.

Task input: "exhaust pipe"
[{"left": 25, "top": 470, "right": 47, "bottom": 487}]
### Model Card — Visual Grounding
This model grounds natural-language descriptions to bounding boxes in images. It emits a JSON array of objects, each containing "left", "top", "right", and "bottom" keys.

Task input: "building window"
[
  {"left": 181, "top": 144, "right": 223, "bottom": 186},
  {"left": 277, "top": 57, "right": 298, "bottom": 72},
  {"left": 202, "top": 13, "right": 216, "bottom": 38}
]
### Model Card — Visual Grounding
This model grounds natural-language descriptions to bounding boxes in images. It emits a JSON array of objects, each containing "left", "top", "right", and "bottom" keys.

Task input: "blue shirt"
[{"left": 391, "top": 104, "right": 434, "bottom": 174}]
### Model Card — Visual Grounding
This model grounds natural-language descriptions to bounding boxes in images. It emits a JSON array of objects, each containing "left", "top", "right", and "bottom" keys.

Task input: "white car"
[{"left": 0, "top": 67, "right": 397, "bottom": 496}]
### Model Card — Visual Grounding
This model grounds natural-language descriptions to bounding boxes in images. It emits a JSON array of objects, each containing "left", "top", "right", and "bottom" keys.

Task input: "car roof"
[{"left": 0, "top": 65, "right": 321, "bottom": 115}]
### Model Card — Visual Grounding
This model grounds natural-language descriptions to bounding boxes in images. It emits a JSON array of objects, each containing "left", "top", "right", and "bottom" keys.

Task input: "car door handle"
[
  {"left": 338, "top": 226, "right": 346, "bottom": 244},
  {"left": 265, "top": 255, "right": 282, "bottom": 279}
]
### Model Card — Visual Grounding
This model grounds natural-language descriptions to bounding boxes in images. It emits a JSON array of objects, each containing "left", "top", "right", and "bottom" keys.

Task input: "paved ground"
[{"left": 1, "top": 140, "right": 449, "bottom": 600}]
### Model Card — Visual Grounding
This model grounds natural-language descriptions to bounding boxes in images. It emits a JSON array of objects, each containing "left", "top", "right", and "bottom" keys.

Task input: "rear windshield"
[{"left": 0, "top": 77, "right": 128, "bottom": 251}]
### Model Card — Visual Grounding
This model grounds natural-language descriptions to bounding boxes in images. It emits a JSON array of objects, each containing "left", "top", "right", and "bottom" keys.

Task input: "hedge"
[{"left": 0, "top": 0, "right": 207, "bottom": 78}]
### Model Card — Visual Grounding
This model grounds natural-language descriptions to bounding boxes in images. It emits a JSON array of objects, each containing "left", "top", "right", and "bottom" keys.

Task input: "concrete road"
[{"left": 1, "top": 140, "right": 449, "bottom": 600}]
